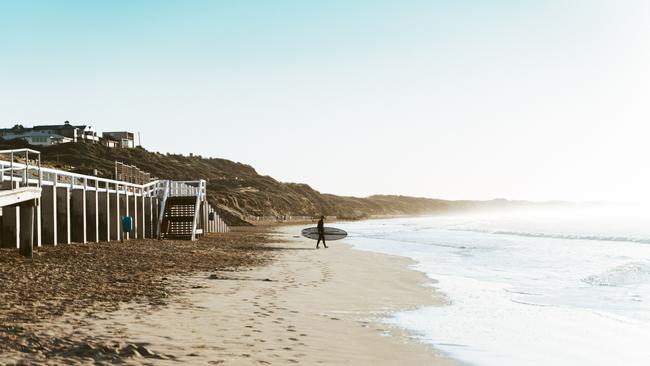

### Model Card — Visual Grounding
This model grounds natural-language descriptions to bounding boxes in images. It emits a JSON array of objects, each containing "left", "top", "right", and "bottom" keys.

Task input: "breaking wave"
[
  {"left": 450, "top": 228, "right": 650, "bottom": 244},
  {"left": 583, "top": 262, "right": 650, "bottom": 287}
]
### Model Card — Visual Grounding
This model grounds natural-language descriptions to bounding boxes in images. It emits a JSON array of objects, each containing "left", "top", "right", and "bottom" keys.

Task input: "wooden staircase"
[
  {"left": 158, "top": 180, "right": 205, "bottom": 240},
  {"left": 160, "top": 196, "right": 199, "bottom": 239}
]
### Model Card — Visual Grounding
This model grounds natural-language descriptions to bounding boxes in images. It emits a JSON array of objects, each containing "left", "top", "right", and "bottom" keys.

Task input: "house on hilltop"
[
  {"left": 1, "top": 130, "right": 73, "bottom": 146},
  {"left": 100, "top": 134, "right": 120, "bottom": 148},
  {"left": 33, "top": 121, "right": 99, "bottom": 142},
  {"left": 0, "top": 122, "right": 136, "bottom": 148},
  {"left": 0, "top": 121, "right": 99, "bottom": 144},
  {"left": 103, "top": 131, "right": 135, "bottom": 148}
]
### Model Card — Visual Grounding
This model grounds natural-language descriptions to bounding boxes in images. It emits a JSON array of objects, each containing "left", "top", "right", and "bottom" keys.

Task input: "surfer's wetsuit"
[{"left": 317, "top": 218, "right": 328, "bottom": 248}]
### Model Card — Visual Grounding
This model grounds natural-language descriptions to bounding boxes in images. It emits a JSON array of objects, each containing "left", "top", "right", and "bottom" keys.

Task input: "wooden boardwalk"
[{"left": 0, "top": 149, "right": 228, "bottom": 254}]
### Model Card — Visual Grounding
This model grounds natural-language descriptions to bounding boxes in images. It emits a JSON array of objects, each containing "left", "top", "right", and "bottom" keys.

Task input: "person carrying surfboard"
[{"left": 316, "top": 216, "right": 328, "bottom": 248}]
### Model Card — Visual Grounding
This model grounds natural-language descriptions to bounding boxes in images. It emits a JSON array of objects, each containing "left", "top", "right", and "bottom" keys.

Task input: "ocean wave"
[
  {"left": 449, "top": 228, "right": 650, "bottom": 244},
  {"left": 583, "top": 262, "right": 650, "bottom": 287}
]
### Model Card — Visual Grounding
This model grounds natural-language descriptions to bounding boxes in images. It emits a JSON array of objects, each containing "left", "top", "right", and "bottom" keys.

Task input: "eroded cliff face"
[{"left": 0, "top": 140, "right": 542, "bottom": 225}]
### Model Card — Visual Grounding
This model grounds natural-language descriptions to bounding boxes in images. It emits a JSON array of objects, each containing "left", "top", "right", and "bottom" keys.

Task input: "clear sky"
[{"left": 1, "top": 1, "right": 649, "bottom": 202}]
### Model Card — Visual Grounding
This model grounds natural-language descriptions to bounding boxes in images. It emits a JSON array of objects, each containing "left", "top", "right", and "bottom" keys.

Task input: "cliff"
[{"left": 0, "top": 140, "right": 550, "bottom": 225}]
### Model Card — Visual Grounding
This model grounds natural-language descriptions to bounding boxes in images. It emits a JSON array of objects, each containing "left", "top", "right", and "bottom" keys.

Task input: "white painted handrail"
[
  {"left": 0, "top": 159, "right": 161, "bottom": 196},
  {"left": 190, "top": 179, "right": 205, "bottom": 241},
  {"left": 156, "top": 180, "right": 170, "bottom": 239}
]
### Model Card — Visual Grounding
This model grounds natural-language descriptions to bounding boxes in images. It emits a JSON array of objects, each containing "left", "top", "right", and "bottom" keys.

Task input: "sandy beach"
[{"left": 0, "top": 225, "right": 456, "bottom": 365}]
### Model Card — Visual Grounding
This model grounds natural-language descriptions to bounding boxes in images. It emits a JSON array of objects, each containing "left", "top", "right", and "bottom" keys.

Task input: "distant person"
[
  {"left": 121, "top": 215, "right": 132, "bottom": 242},
  {"left": 317, "top": 216, "right": 328, "bottom": 249}
]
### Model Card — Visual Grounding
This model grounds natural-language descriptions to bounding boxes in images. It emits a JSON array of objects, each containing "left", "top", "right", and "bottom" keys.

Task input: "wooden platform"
[{"left": 0, "top": 187, "right": 41, "bottom": 207}]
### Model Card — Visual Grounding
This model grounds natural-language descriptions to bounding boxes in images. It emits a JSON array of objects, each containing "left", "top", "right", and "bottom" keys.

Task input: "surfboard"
[{"left": 301, "top": 227, "right": 348, "bottom": 241}]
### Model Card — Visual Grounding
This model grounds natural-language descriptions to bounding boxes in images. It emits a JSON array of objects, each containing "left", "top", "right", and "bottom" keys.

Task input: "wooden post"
[
  {"left": 35, "top": 197, "right": 41, "bottom": 247},
  {"left": 106, "top": 182, "right": 111, "bottom": 241},
  {"left": 19, "top": 201, "right": 35, "bottom": 257},
  {"left": 141, "top": 192, "right": 146, "bottom": 239},
  {"left": 40, "top": 185, "right": 57, "bottom": 245},
  {"left": 133, "top": 187, "right": 138, "bottom": 239},
  {"left": 85, "top": 183, "right": 98, "bottom": 243},
  {"left": 53, "top": 174, "right": 58, "bottom": 244},
  {"left": 71, "top": 181, "right": 87, "bottom": 244},
  {"left": 98, "top": 182, "right": 110, "bottom": 242},
  {"left": 94, "top": 180, "right": 99, "bottom": 242},
  {"left": 116, "top": 183, "right": 121, "bottom": 241},
  {"left": 66, "top": 186, "right": 71, "bottom": 244},
  {"left": 56, "top": 186, "right": 70, "bottom": 244},
  {"left": 124, "top": 185, "right": 129, "bottom": 240},
  {"left": 1, "top": 206, "right": 19, "bottom": 249}
]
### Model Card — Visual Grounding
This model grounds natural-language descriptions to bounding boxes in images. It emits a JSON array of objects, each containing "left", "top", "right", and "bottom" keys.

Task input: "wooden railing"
[{"left": 0, "top": 148, "right": 228, "bottom": 248}]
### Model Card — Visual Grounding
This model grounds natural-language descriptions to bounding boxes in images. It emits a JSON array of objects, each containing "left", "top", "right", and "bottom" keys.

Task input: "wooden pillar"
[
  {"left": 105, "top": 183, "right": 111, "bottom": 241},
  {"left": 115, "top": 183, "right": 122, "bottom": 241},
  {"left": 124, "top": 186, "right": 130, "bottom": 240},
  {"left": 1, "top": 206, "right": 19, "bottom": 249},
  {"left": 85, "top": 188, "right": 98, "bottom": 243},
  {"left": 56, "top": 186, "right": 70, "bottom": 244},
  {"left": 34, "top": 198, "right": 41, "bottom": 248},
  {"left": 19, "top": 201, "right": 35, "bottom": 257},
  {"left": 130, "top": 188, "right": 136, "bottom": 239},
  {"left": 152, "top": 197, "right": 159, "bottom": 239},
  {"left": 109, "top": 188, "right": 119, "bottom": 241},
  {"left": 71, "top": 188, "right": 86, "bottom": 243},
  {"left": 140, "top": 193, "right": 146, "bottom": 239},
  {"left": 98, "top": 185, "right": 110, "bottom": 242},
  {"left": 40, "top": 185, "right": 57, "bottom": 245},
  {"left": 144, "top": 197, "right": 153, "bottom": 238}
]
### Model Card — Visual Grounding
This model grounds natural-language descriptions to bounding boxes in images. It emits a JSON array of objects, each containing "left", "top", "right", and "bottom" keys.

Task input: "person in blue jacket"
[{"left": 121, "top": 215, "right": 132, "bottom": 242}]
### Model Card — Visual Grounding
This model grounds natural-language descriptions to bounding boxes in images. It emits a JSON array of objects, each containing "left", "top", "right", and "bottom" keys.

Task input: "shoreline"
[{"left": 0, "top": 225, "right": 458, "bottom": 365}]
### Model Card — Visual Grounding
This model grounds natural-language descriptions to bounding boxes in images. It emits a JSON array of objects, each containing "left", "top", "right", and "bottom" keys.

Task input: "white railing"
[
  {"left": 0, "top": 158, "right": 163, "bottom": 198},
  {"left": 168, "top": 180, "right": 207, "bottom": 199},
  {"left": 190, "top": 180, "right": 203, "bottom": 240},
  {"left": 206, "top": 203, "right": 229, "bottom": 233},
  {"left": 0, "top": 149, "right": 226, "bottom": 241},
  {"left": 0, "top": 149, "right": 42, "bottom": 189},
  {"left": 156, "top": 180, "right": 171, "bottom": 239}
]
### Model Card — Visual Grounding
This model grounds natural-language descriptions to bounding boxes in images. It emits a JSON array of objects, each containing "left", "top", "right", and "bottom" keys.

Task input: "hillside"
[{"left": 0, "top": 140, "right": 547, "bottom": 225}]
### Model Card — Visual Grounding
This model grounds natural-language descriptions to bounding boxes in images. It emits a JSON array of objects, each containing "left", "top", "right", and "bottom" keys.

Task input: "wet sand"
[{"left": 0, "top": 226, "right": 456, "bottom": 365}]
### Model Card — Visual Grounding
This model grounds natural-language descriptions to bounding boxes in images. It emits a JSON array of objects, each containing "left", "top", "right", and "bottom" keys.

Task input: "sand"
[{"left": 0, "top": 225, "right": 457, "bottom": 365}]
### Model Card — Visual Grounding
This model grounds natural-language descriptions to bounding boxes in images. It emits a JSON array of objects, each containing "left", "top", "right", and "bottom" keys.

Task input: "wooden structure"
[{"left": 0, "top": 149, "right": 229, "bottom": 253}]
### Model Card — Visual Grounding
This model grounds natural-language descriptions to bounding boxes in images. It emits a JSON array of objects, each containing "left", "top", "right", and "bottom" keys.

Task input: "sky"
[{"left": 1, "top": 1, "right": 649, "bottom": 203}]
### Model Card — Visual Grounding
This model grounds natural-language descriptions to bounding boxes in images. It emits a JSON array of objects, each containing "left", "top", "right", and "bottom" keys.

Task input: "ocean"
[{"left": 336, "top": 207, "right": 650, "bottom": 366}]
